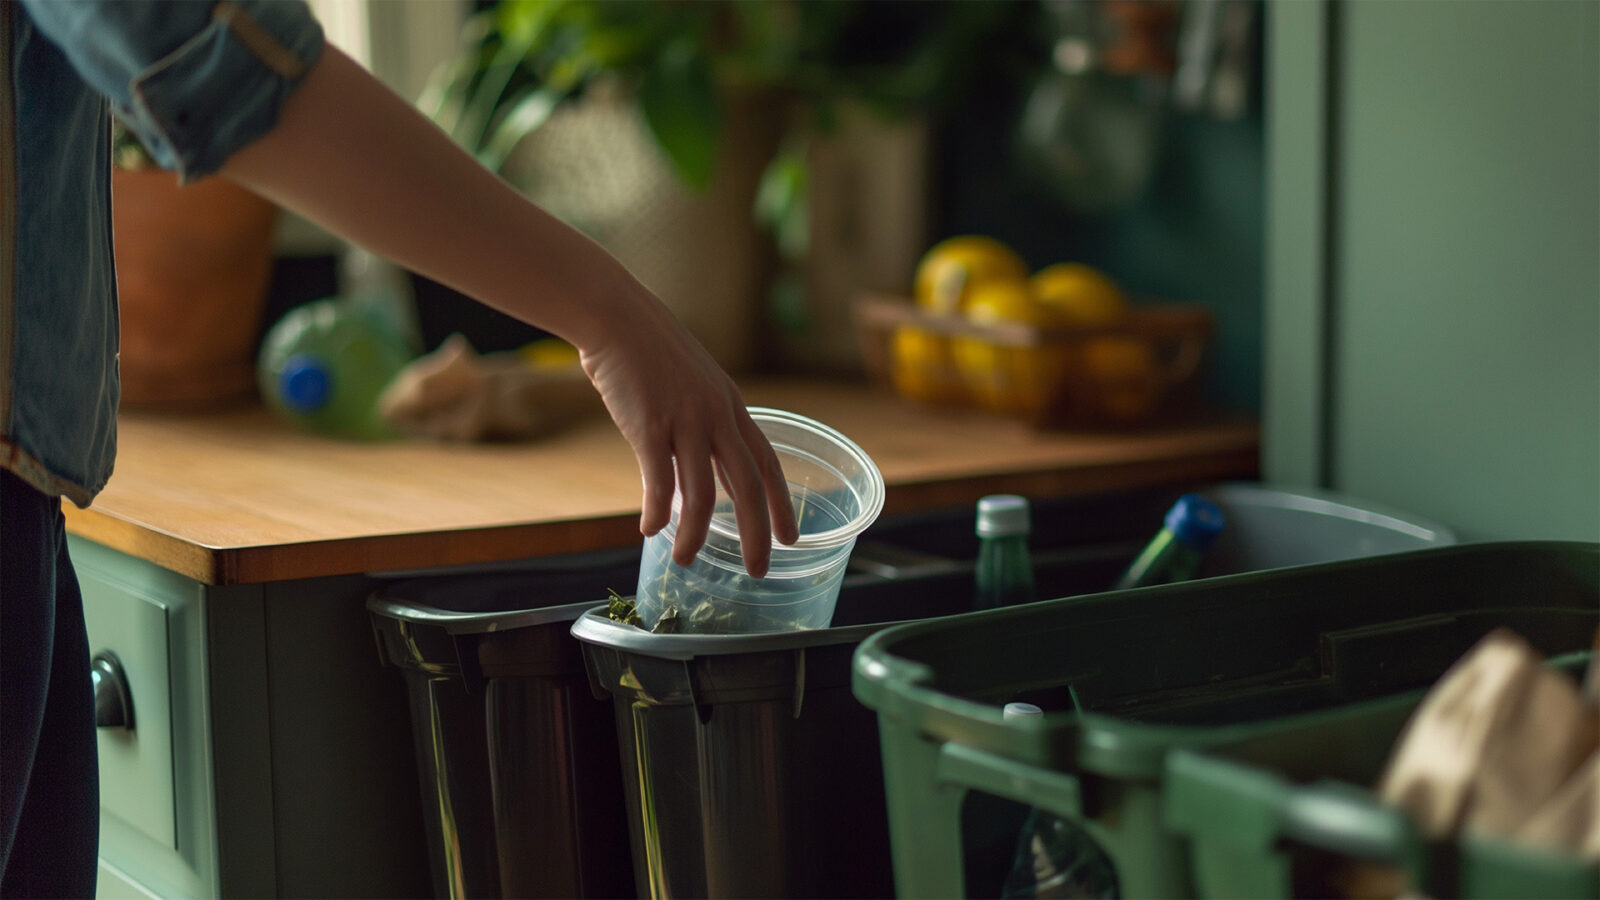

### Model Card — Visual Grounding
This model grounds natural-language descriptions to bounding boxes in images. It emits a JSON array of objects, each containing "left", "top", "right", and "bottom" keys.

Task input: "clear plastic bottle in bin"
[
  {"left": 1000, "top": 702, "right": 1120, "bottom": 899},
  {"left": 258, "top": 293, "right": 416, "bottom": 440},
  {"left": 1111, "top": 493, "right": 1225, "bottom": 590},
  {"left": 975, "top": 495, "right": 1037, "bottom": 610}
]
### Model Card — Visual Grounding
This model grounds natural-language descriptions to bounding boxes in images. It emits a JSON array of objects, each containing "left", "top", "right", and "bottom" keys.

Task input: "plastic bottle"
[
  {"left": 258, "top": 293, "right": 417, "bottom": 440},
  {"left": 1111, "top": 493, "right": 1225, "bottom": 591},
  {"left": 999, "top": 702, "right": 1120, "bottom": 899},
  {"left": 975, "top": 495, "right": 1036, "bottom": 610}
]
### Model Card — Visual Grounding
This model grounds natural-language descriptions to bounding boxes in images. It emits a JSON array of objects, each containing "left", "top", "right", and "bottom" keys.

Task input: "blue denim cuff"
[{"left": 126, "top": 2, "right": 324, "bottom": 182}]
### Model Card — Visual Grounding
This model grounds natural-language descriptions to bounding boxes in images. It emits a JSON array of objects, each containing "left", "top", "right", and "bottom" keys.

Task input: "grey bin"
[
  {"left": 567, "top": 483, "right": 1457, "bottom": 900},
  {"left": 368, "top": 555, "right": 640, "bottom": 900},
  {"left": 1193, "top": 482, "right": 1458, "bottom": 575}
]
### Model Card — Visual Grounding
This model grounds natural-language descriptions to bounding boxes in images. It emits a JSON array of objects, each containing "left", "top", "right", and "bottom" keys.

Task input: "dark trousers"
[{"left": 1, "top": 468, "right": 98, "bottom": 898}]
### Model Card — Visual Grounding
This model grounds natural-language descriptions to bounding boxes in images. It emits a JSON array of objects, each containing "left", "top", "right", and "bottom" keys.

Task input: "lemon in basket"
[
  {"left": 1031, "top": 263, "right": 1127, "bottom": 326},
  {"left": 961, "top": 280, "right": 1052, "bottom": 328},
  {"left": 890, "top": 324, "right": 963, "bottom": 404},
  {"left": 914, "top": 236, "right": 1029, "bottom": 316},
  {"left": 953, "top": 281, "right": 1062, "bottom": 416}
]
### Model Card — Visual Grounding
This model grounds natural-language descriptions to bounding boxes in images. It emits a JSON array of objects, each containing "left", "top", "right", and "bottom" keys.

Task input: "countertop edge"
[{"left": 63, "top": 441, "right": 1260, "bottom": 585}]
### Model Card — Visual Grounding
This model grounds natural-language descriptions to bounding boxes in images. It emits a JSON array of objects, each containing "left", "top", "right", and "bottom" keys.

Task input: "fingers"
[
  {"left": 670, "top": 433, "right": 715, "bottom": 569},
  {"left": 713, "top": 435, "right": 775, "bottom": 578},
  {"left": 637, "top": 441, "right": 676, "bottom": 539},
  {"left": 638, "top": 406, "right": 790, "bottom": 579},
  {"left": 738, "top": 411, "right": 798, "bottom": 546}
]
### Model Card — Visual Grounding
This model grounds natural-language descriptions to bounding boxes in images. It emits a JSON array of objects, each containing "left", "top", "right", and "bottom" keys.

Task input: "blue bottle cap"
[
  {"left": 278, "top": 354, "right": 332, "bottom": 413},
  {"left": 1164, "top": 494, "right": 1226, "bottom": 550}
]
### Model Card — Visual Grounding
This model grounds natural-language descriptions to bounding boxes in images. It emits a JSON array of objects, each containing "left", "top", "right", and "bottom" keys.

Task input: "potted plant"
[
  {"left": 111, "top": 118, "right": 279, "bottom": 410},
  {"left": 417, "top": 0, "right": 1017, "bottom": 373}
]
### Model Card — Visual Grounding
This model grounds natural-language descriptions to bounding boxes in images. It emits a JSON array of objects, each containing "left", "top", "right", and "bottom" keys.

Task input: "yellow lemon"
[
  {"left": 1031, "top": 263, "right": 1127, "bottom": 326},
  {"left": 1082, "top": 337, "right": 1162, "bottom": 421},
  {"left": 517, "top": 337, "right": 581, "bottom": 370},
  {"left": 914, "top": 236, "right": 1029, "bottom": 316},
  {"left": 962, "top": 279, "right": 1053, "bottom": 327},
  {"left": 954, "top": 281, "right": 1062, "bottom": 416},
  {"left": 890, "top": 324, "right": 963, "bottom": 404}
]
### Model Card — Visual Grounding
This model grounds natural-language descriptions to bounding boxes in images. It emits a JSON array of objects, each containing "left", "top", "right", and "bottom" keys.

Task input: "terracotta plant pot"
[{"left": 112, "top": 168, "right": 278, "bottom": 410}]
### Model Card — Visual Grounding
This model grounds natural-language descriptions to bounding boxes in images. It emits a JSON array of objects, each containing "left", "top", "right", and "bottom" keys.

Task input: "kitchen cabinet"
[
  {"left": 67, "top": 379, "right": 1257, "bottom": 898},
  {"left": 1264, "top": 0, "right": 1599, "bottom": 540}
]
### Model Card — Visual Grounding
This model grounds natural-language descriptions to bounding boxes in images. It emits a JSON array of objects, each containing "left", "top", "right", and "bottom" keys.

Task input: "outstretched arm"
[{"left": 219, "top": 45, "right": 797, "bottom": 574}]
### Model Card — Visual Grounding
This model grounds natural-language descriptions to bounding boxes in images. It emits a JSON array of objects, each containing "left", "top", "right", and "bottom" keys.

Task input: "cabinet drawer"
[{"left": 80, "top": 573, "right": 176, "bottom": 852}]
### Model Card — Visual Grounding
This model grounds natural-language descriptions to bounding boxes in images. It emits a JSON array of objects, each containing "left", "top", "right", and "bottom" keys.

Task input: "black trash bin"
[
  {"left": 570, "top": 566, "right": 1004, "bottom": 899},
  {"left": 369, "top": 553, "right": 640, "bottom": 899}
]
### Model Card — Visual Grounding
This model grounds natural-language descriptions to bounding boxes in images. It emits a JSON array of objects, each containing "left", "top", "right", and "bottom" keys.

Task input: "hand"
[{"left": 579, "top": 280, "right": 798, "bottom": 577}]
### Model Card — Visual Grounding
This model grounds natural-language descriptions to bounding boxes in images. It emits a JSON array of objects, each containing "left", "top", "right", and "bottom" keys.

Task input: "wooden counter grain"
[{"left": 62, "top": 379, "right": 1259, "bottom": 585}]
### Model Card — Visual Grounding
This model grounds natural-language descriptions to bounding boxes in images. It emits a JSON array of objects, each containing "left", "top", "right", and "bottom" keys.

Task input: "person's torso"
[{"left": 1, "top": 3, "right": 120, "bottom": 507}]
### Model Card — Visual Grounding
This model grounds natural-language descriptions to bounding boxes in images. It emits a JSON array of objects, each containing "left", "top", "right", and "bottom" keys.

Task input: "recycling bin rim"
[
  {"left": 569, "top": 605, "right": 900, "bottom": 661},
  {"left": 366, "top": 594, "right": 603, "bottom": 635},
  {"left": 1203, "top": 481, "right": 1457, "bottom": 545},
  {"left": 851, "top": 540, "right": 1598, "bottom": 771}
]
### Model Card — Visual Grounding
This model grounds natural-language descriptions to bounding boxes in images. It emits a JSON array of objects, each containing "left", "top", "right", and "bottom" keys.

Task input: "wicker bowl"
[{"left": 855, "top": 292, "right": 1214, "bottom": 429}]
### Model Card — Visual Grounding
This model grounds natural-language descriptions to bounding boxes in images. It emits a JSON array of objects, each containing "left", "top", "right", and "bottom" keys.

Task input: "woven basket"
[{"left": 855, "top": 292, "right": 1214, "bottom": 429}]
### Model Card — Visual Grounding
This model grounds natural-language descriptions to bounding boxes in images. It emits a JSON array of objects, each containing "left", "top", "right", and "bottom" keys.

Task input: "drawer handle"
[{"left": 91, "top": 651, "right": 134, "bottom": 731}]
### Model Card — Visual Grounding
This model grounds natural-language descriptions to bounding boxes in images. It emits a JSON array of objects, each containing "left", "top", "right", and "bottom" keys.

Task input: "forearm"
[
  {"left": 218, "top": 42, "right": 798, "bottom": 570},
  {"left": 219, "top": 45, "right": 632, "bottom": 352}
]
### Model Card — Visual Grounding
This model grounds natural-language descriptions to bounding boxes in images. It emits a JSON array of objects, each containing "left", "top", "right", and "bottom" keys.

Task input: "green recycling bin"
[{"left": 852, "top": 541, "right": 1599, "bottom": 899}]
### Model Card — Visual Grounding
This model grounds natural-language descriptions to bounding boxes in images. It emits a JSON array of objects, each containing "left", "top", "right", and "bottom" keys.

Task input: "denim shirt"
[{"left": 2, "top": 1, "right": 323, "bottom": 506}]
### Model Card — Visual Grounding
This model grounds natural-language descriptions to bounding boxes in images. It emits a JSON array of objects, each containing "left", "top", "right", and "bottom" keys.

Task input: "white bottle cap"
[
  {"left": 1003, "top": 701, "right": 1044, "bottom": 720},
  {"left": 976, "top": 495, "right": 1031, "bottom": 538}
]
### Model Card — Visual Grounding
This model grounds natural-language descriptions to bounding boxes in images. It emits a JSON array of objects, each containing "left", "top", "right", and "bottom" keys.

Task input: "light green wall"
[{"left": 1267, "top": 0, "right": 1599, "bottom": 541}]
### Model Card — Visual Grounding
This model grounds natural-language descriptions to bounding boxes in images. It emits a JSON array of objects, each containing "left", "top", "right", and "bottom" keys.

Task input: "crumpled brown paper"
[
  {"left": 377, "top": 334, "right": 601, "bottom": 442},
  {"left": 1331, "top": 628, "right": 1600, "bottom": 900},
  {"left": 1377, "top": 628, "right": 1598, "bottom": 843}
]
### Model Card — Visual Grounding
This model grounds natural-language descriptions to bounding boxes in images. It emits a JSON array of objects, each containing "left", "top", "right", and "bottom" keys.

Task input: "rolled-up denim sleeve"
[{"left": 22, "top": 0, "right": 324, "bottom": 182}]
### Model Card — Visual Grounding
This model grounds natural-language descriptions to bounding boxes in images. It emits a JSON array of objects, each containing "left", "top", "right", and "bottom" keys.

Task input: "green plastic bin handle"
[{"left": 936, "top": 741, "right": 1084, "bottom": 818}]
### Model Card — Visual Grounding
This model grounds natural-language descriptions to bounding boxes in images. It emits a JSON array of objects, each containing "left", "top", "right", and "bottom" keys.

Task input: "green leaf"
[
  {"left": 457, "top": 25, "right": 548, "bottom": 156},
  {"left": 754, "top": 148, "right": 809, "bottom": 261},
  {"left": 637, "top": 38, "right": 720, "bottom": 191},
  {"left": 416, "top": 11, "right": 498, "bottom": 137},
  {"left": 477, "top": 84, "right": 567, "bottom": 172}
]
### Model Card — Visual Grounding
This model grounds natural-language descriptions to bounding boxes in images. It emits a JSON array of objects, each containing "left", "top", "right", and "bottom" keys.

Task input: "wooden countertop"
[{"left": 62, "top": 379, "right": 1259, "bottom": 585}]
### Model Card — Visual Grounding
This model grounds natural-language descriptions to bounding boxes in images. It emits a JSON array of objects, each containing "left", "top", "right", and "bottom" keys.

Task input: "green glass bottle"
[
  {"left": 1112, "top": 494, "right": 1226, "bottom": 590},
  {"left": 975, "top": 495, "right": 1036, "bottom": 610}
]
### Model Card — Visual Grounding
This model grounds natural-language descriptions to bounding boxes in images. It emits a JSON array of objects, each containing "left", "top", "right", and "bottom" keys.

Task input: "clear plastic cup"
[{"left": 634, "top": 407, "right": 885, "bottom": 634}]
